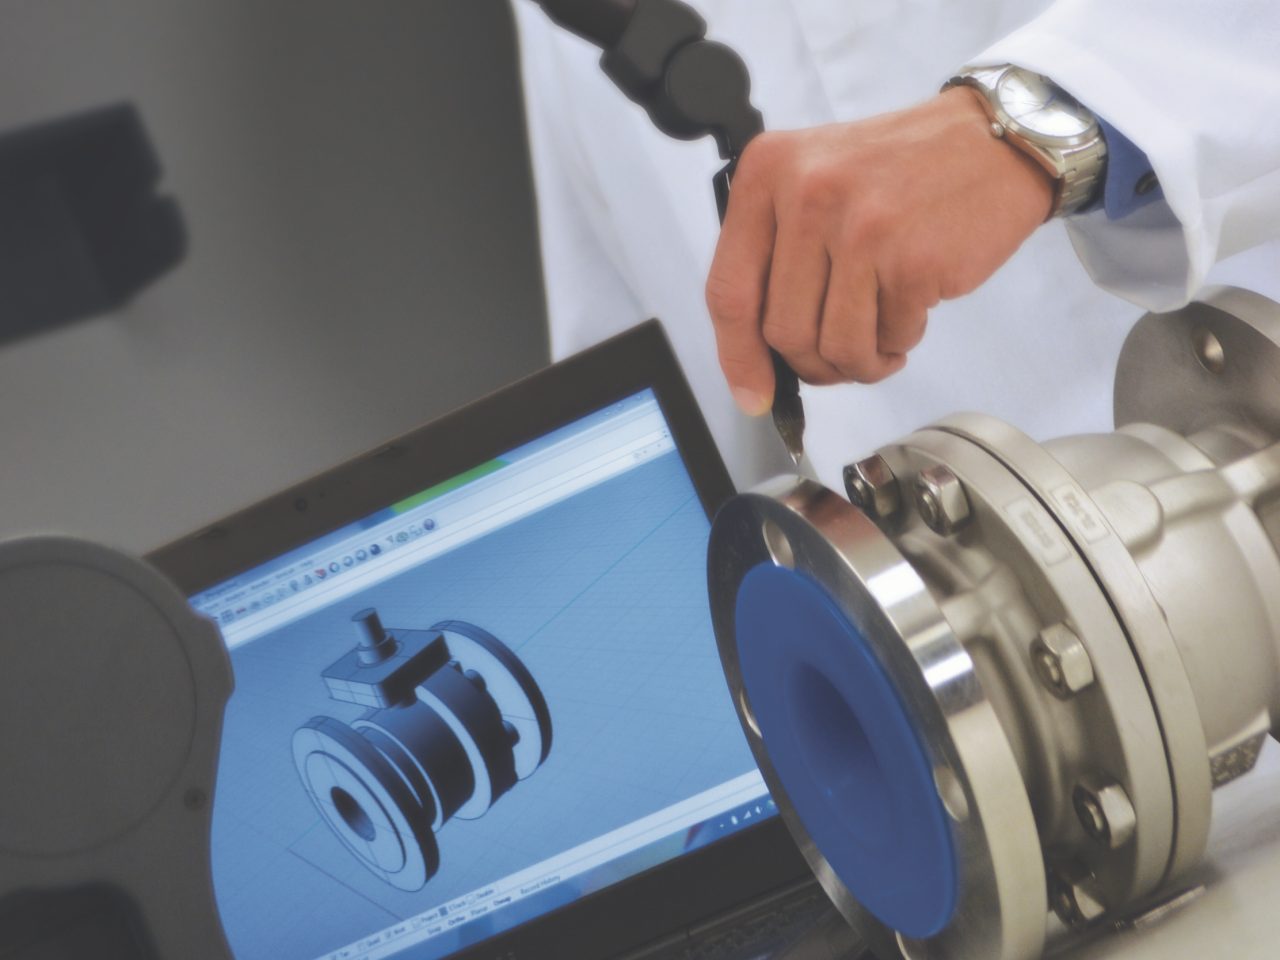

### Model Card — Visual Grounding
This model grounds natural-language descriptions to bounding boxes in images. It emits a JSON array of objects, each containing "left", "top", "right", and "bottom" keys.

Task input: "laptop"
[{"left": 148, "top": 320, "right": 823, "bottom": 960}]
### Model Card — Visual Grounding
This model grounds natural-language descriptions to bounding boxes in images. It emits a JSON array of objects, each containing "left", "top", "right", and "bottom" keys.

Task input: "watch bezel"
[
  {"left": 945, "top": 64, "right": 1108, "bottom": 218},
  {"left": 986, "top": 65, "right": 1100, "bottom": 150}
]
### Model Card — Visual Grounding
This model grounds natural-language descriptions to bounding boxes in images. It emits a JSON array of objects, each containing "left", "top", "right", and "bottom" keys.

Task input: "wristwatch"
[{"left": 944, "top": 64, "right": 1107, "bottom": 217}]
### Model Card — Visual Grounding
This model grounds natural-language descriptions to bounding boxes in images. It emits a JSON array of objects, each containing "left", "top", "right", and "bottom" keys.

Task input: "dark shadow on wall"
[{"left": 0, "top": 0, "right": 551, "bottom": 551}]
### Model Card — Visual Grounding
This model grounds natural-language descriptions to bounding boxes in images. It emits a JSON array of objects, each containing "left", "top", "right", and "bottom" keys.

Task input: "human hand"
[{"left": 705, "top": 87, "right": 1055, "bottom": 415}]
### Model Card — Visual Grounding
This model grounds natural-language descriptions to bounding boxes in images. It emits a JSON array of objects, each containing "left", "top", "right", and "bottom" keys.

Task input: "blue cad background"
[{"left": 211, "top": 452, "right": 758, "bottom": 960}]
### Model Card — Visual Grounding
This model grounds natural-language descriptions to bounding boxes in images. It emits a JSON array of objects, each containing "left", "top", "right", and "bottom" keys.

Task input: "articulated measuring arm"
[{"left": 531, "top": 0, "right": 805, "bottom": 461}]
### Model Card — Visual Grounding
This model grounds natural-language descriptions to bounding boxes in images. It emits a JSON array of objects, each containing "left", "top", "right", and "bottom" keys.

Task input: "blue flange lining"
[{"left": 735, "top": 562, "right": 958, "bottom": 938}]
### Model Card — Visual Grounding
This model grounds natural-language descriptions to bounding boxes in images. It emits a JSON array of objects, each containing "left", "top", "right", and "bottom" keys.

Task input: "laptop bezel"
[{"left": 147, "top": 319, "right": 810, "bottom": 960}]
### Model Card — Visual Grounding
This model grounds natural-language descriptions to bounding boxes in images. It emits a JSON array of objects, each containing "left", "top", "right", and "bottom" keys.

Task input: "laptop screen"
[{"left": 190, "top": 388, "right": 777, "bottom": 960}]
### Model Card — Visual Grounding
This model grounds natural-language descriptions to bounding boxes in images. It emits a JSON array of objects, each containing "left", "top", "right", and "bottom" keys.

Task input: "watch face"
[{"left": 996, "top": 69, "right": 1095, "bottom": 139}]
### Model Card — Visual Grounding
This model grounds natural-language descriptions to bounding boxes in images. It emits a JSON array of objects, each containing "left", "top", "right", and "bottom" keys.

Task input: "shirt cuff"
[{"left": 1093, "top": 116, "right": 1165, "bottom": 220}]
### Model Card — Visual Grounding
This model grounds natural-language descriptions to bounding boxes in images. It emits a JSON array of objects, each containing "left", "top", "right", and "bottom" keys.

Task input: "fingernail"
[{"left": 732, "top": 386, "right": 770, "bottom": 416}]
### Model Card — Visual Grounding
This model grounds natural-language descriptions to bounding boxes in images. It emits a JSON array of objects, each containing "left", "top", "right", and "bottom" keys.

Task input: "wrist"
[
  {"left": 939, "top": 86, "right": 1056, "bottom": 223},
  {"left": 944, "top": 65, "right": 1107, "bottom": 219}
]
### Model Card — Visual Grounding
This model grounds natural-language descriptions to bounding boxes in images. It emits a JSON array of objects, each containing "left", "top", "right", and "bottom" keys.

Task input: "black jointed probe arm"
[
  {"left": 534, "top": 0, "right": 635, "bottom": 46},
  {"left": 529, "top": 0, "right": 805, "bottom": 461},
  {"left": 528, "top": 0, "right": 764, "bottom": 219}
]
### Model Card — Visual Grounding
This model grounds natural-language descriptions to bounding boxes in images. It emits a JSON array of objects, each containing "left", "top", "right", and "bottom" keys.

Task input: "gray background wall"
[{"left": 0, "top": 0, "right": 549, "bottom": 553}]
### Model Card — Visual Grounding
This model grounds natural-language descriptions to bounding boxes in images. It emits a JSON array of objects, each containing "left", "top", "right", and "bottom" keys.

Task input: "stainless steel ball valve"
[{"left": 709, "top": 287, "right": 1280, "bottom": 960}]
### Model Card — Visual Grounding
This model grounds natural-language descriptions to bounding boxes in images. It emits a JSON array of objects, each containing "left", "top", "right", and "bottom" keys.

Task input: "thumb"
[{"left": 722, "top": 340, "right": 776, "bottom": 416}]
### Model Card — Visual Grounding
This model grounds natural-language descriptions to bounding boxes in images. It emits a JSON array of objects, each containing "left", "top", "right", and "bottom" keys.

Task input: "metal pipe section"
[{"left": 709, "top": 287, "right": 1280, "bottom": 960}]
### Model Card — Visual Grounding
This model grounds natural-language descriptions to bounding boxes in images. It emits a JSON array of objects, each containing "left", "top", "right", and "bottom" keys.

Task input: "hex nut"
[
  {"left": 1050, "top": 864, "right": 1108, "bottom": 927},
  {"left": 1074, "top": 776, "right": 1137, "bottom": 850},
  {"left": 843, "top": 455, "right": 900, "bottom": 520},
  {"left": 1032, "top": 623, "right": 1095, "bottom": 698},
  {"left": 914, "top": 465, "right": 971, "bottom": 535}
]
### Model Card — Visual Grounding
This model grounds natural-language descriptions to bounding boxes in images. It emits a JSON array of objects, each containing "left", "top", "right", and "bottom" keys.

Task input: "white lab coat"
[{"left": 511, "top": 0, "right": 1280, "bottom": 491}]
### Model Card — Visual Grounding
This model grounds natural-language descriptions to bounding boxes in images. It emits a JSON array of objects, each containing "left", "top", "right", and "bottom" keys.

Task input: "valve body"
[{"left": 710, "top": 288, "right": 1280, "bottom": 959}]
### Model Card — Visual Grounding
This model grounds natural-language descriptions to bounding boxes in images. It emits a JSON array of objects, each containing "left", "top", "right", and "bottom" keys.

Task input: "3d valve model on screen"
[
  {"left": 292, "top": 609, "right": 553, "bottom": 891},
  {"left": 710, "top": 287, "right": 1280, "bottom": 960}
]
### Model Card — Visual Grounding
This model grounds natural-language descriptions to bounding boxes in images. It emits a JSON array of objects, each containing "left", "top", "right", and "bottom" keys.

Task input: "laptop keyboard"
[{"left": 616, "top": 879, "right": 870, "bottom": 960}]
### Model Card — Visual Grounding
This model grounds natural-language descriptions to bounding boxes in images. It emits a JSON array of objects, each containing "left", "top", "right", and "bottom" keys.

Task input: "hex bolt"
[
  {"left": 503, "top": 720, "right": 521, "bottom": 746},
  {"left": 914, "top": 465, "right": 971, "bottom": 535},
  {"left": 1073, "top": 776, "right": 1137, "bottom": 850},
  {"left": 843, "top": 454, "right": 901, "bottom": 520},
  {"left": 1049, "top": 864, "right": 1108, "bottom": 927},
  {"left": 1031, "top": 623, "right": 1095, "bottom": 698}
]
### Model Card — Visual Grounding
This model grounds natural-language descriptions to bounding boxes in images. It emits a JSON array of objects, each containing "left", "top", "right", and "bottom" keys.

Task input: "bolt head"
[
  {"left": 1050, "top": 865, "right": 1108, "bottom": 927},
  {"left": 914, "top": 465, "right": 971, "bottom": 535},
  {"left": 1074, "top": 777, "right": 1136, "bottom": 850},
  {"left": 1032, "top": 623, "right": 1094, "bottom": 698},
  {"left": 1076, "top": 791, "right": 1108, "bottom": 837},
  {"left": 843, "top": 455, "right": 900, "bottom": 520}
]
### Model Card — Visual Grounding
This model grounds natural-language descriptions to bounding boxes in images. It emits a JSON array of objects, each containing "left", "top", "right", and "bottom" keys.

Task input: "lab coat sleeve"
[
  {"left": 510, "top": 2, "right": 647, "bottom": 360},
  {"left": 975, "top": 0, "right": 1280, "bottom": 311}
]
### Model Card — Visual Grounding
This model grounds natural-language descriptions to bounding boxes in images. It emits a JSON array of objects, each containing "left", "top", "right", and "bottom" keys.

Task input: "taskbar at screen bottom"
[{"left": 319, "top": 772, "right": 777, "bottom": 960}]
